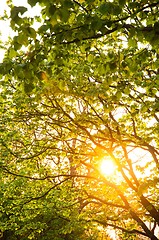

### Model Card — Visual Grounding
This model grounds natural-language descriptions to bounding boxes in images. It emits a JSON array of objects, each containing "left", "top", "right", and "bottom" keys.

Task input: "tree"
[{"left": 0, "top": 0, "right": 159, "bottom": 239}]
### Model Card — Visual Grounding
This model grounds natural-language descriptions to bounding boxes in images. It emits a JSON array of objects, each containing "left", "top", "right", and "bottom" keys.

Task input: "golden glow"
[{"left": 100, "top": 158, "right": 116, "bottom": 176}]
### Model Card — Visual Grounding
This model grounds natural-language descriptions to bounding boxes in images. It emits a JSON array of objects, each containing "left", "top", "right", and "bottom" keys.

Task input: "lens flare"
[{"left": 100, "top": 158, "right": 116, "bottom": 176}]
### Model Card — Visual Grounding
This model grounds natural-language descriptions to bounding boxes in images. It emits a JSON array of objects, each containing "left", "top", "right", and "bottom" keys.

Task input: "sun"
[{"left": 100, "top": 158, "right": 116, "bottom": 176}]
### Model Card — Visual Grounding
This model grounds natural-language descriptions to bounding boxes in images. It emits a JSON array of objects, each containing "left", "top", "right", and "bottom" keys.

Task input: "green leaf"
[
  {"left": 27, "top": 27, "right": 36, "bottom": 39},
  {"left": 10, "top": 6, "right": 27, "bottom": 20},
  {"left": 87, "top": 54, "right": 94, "bottom": 62},
  {"left": 98, "top": 2, "right": 121, "bottom": 15},
  {"left": 38, "top": 24, "right": 50, "bottom": 33},
  {"left": 27, "top": 0, "right": 38, "bottom": 7},
  {"left": 23, "top": 80, "right": 35, "bottom": 93},
  {"left": 119, "top": 0, "right": 126, "bottom": 6},
  {"left": 59, "top": 8, "right": 70, "bottom": 22},
  {"left": 48, "top": 4, "right": 56, "bottom": 15},
  {"left": 98, "top": 3, "right": 112, "bottom": 15},
  {"left": 8, "top": 48, "right": 17, "bottom": 58}
]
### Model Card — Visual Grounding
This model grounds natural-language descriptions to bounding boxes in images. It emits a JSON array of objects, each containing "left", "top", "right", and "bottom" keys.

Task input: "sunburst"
[{"left": 100, "top": 158, "right": 116, "bottom": 176}]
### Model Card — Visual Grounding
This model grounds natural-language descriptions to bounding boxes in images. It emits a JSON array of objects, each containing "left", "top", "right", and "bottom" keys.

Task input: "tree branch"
[{"left": 93, "top": 219, "right": 148, "bottom": 237}]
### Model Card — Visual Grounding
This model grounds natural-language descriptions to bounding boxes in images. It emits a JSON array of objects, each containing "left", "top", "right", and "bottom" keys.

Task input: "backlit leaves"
[{"left": 1, "top": 0, "right": 159, "bottom": 240}]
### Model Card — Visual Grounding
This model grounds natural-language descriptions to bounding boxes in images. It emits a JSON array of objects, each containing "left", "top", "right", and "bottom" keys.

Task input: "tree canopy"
[{"left": 0, "top": 0, "right": 159, "bottom": 239}]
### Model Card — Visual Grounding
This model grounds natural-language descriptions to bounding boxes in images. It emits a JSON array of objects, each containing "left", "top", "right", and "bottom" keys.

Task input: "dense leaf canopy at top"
[{"left": 0, "top": 0, "right": 159, "bottom": 239}]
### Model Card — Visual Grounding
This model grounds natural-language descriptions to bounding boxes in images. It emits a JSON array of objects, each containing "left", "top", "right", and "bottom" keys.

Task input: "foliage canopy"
[{"left": 0, "top": 0, "right": 159, "bottom": 239}]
